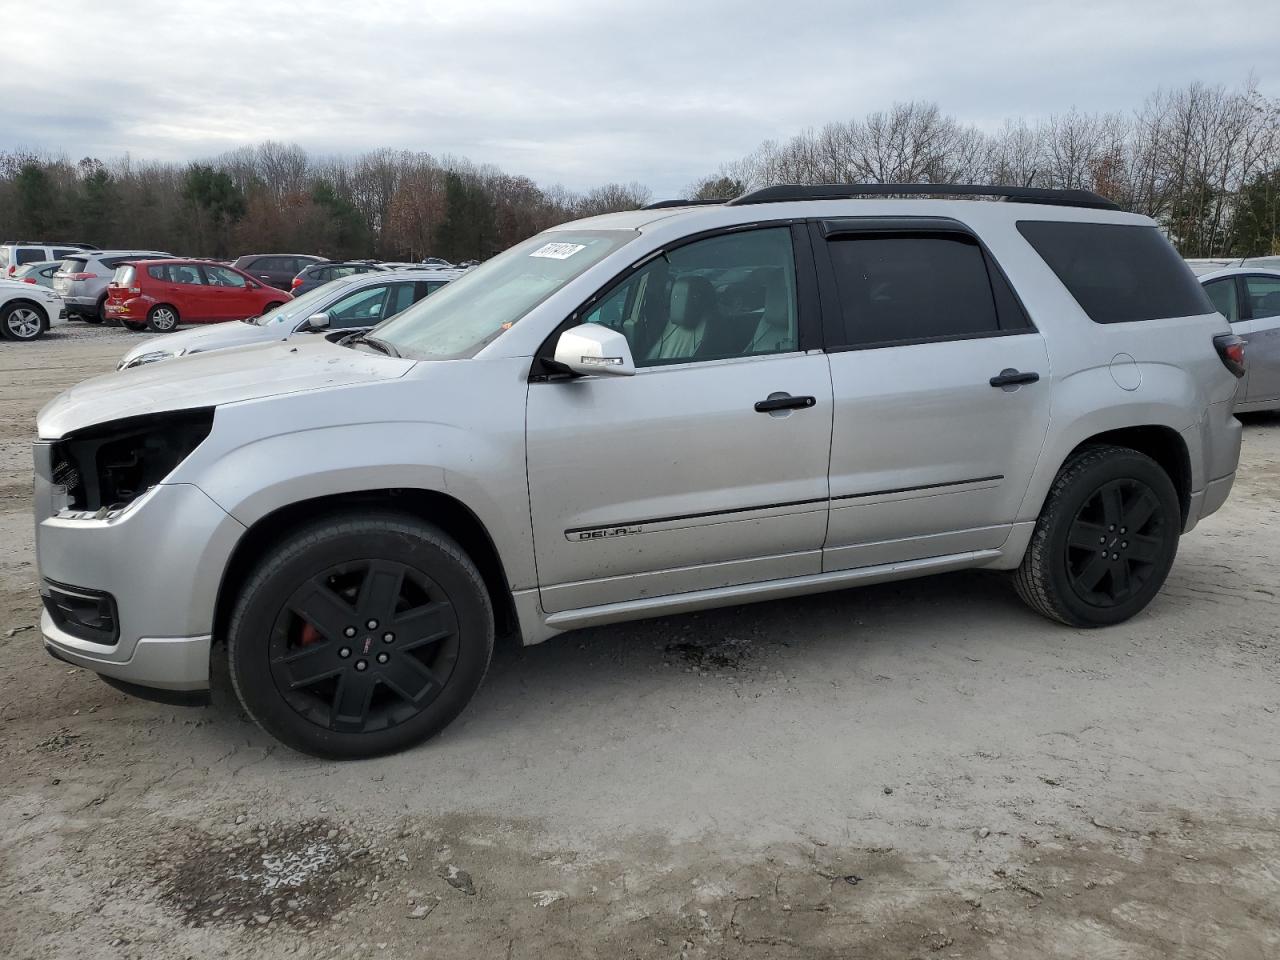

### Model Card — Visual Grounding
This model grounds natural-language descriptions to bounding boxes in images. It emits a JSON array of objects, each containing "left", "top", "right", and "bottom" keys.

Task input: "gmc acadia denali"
[{"left": 33, "top": 184, "right": 1244, "bottom": 758}]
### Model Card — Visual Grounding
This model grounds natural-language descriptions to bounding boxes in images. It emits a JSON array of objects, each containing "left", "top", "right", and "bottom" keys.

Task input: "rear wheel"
[
  {"left": 227, "top": 513, "right": 495, "bottom": 759},
  {"left": 1015, "top": 444, "right": 1180, "bottom": 627},
  {"left": 1, "top": 302, "right": 47, "bottom": 341},
  {"left": 85, "top": 294, "right": 107, "bottom": 323},
  {"left": 146, "top": 304, "right": 179, "bottom": 332}
]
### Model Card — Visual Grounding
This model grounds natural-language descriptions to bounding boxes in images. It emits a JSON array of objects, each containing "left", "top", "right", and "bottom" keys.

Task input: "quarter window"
[
  {"left": 16, "top": 248, "right": 45, "bottom": 265},
  {"left": 1203, "top": 278, "right": 1240, "bottom": 322},
  {"left": 582, "top": 227, "right": 799, "bottom": 367},
  {"left": 1017, "top": 221, "right": 1212, "bottom": 323},
  {"left": 825, "top": 234, "right": 1002, "bottom": 347},
  {"left": 1244, "top": 275, "right": 1280, "bottom": 320}
]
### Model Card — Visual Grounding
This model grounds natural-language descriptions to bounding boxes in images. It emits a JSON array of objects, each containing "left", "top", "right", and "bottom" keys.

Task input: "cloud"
[{"left": 3, "top": 0, "right": 1275, "bottom": 194}]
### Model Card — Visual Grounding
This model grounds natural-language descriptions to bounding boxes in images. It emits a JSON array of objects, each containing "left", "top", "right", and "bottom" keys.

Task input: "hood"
[
  {"left": 39, "top": 338, "right": 414, "bottom": 439},
  {"left": 118, "top": 319, "right": 289, "bottom": 366}
]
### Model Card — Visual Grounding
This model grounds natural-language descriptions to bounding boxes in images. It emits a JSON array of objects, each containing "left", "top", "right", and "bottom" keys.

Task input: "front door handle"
[
  {"left": 754, "top": 394, "right": 817, "bottom": 413},
  {"left": 989, "top": 369, "right": 1040, "bottom": 389}
]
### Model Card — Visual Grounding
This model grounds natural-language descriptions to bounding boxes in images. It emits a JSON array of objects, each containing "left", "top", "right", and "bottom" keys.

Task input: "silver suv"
[
  {"left": 33, "top": 184, "right": 1244, "bottom": 758},
  {"left": 53, "top": 249, "right": 171, "bottom": 322}
]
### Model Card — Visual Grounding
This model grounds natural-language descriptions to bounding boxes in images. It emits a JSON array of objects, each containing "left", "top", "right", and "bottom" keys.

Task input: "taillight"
[
  {"left": 1213, "top": 334, "right": 1246, "bottom": 379},
  {"left": 5, "top": 265, "right": 14, "bottom": 275},
  {"left": 67, "top": 272, "right": 98, "bottom": 281},
  {"left": 291, "top": 276, "right": 304, "bottom": 288},
  {"left": 22, "top": 277, "right": 36, "bottom": 284}
]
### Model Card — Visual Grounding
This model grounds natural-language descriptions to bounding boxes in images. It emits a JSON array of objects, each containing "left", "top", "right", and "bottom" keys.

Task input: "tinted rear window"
[
  {"left": 1017, "top": 221, "right": 1212, "bottom": 324},
  {"left": 16, "top": 248, "right": 45, "bottom": 265}
]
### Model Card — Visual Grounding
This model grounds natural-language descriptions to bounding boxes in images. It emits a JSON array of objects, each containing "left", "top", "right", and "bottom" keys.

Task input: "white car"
[
  {"left": 1, "top": 278, "right": 66, "bottom": 341},
  {"left": 1199, "top": 266, "right": 1280, "bottom": 412},
  {"left": 116, "top": 269, "right": 458, "bottom": 369}
]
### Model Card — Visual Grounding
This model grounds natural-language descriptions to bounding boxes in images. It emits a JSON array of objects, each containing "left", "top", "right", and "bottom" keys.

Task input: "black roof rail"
[
  {"left": 2, "top": 239, "right": 100, "bottom": 249},
  {"left": 726, "top": 183, "right": 1120, "bottom": 211},
  {"left": 642, "top": 198, "right": 726, "bottom": 210}
]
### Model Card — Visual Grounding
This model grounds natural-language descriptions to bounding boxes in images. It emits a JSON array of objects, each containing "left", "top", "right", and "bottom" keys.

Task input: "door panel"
[
  {"left": 1240, "top": 275, "right": 1280, "bottom": 403},
  {"left": 526, "top": 354, "right": 833, "bottom": 612},
  {"left": 824, "top": 335, "right": 1052, "bottom": 569}
]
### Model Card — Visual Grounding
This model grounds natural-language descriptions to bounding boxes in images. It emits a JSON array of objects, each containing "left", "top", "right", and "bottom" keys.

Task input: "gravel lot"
[{"left": 2, "top": 327, "right": 1279, "bottom": 959}]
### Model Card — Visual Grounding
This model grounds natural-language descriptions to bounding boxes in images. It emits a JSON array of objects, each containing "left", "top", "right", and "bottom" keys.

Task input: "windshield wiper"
[{"left": 351, "top": 334, "right": 401, "bottom": 358}]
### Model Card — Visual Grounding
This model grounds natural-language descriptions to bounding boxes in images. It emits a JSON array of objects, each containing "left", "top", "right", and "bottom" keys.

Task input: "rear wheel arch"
[
  {"left": 1056, "top": 425, "right": 1191, "bottom": 526},
  {"left": 213, "top": 489, "right": 517, "bottom": 649}
]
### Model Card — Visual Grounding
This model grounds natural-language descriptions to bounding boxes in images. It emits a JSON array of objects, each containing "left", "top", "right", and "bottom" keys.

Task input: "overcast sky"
[{"left": 3, "top": 0, "right": 1276, "bottom": 195}]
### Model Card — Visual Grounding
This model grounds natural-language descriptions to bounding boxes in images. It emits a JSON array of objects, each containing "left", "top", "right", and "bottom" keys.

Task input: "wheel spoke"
[
  {"left": 1123, "top": 491, "right": 1158, "bottom": 534},
  {"left": 330, "top": 670, "right": 377, "bottom": 731},
  {"left": 1110, "top": 559, "right": 1132, "bottom": 596},
  {"left": 276, "top": 643, "right": 343, "bottom": 689},
  {"left": 379, "top": 655, "right": 442, "bottom": 706},
  {"left": 1126, "top": 533, "right": 1164, "bottom": 564},
  {"left": 356, "top": 562, "right": 403, "bottom": 619},
  {"left": 291, "top": 582, "right": 356, "bottom": 640},
  {"left": 1101, "top": 484, "right": 1125, "bottom": 528},
  {"left": 1075, "top": 552, "right": 1111, "bottom": 591},
  {"left": 1068, "top": 520, "right": 1109, "bottom": 551},
  {"left": 394, "top": 601, "right": 456, "bottom": 649}
]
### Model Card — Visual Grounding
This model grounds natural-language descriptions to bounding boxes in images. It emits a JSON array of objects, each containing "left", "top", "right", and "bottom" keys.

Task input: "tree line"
[{"left": 1, "top": 78, "right": 1276, "bottom": 262}]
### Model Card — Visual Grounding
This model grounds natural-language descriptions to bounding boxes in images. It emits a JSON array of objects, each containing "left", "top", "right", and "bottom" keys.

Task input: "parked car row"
[{"left": 117, "top": 267, "right": 460, "bottom": 367}]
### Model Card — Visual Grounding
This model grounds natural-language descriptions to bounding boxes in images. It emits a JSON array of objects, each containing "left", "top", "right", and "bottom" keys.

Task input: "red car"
[{"left": 105, "top": 259, "right": 289, "bottom": 332}]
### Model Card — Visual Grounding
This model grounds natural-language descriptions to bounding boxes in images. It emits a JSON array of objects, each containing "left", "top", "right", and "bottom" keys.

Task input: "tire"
[
  {"left": 146, "top": 304, "right": 179, "bottom": 332},
  {"left": 85, "top": 294, "right": 107, "bottom": 323},
  {"left": 1014, "top": 444, "right": 1180, "bottom": 627},
  {"left": 227, "top": 513, "right": 495, "bottom": 759},
  {"left": 1, "top": 302, "right": 47, "bottom": 341}
]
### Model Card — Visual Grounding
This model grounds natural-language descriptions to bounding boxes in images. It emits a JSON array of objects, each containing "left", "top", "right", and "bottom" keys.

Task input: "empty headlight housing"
[{"left": 52, "top": 408, "right": 215, "bottom": 512}]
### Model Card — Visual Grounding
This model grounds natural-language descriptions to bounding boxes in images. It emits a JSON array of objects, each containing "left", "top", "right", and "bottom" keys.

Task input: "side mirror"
[
  {"left": 552, "top": 323, "right": 636, "bottom": 377},
  {"left": 303, "top": 311, "right": 330, "bottom": 331}
]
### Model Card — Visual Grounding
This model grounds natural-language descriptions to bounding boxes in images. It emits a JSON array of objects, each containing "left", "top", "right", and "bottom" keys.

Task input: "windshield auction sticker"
[{"left": 530, "top": 242, "right": 586, "bottom": 260}]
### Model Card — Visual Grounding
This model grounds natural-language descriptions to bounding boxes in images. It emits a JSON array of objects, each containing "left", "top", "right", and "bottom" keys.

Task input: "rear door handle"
[
  {"left": 754, "top": 394, "right": 816, "bottom": 413},
  {"left": 989, "top": 369, "right": 1040, "bottom": 388}
]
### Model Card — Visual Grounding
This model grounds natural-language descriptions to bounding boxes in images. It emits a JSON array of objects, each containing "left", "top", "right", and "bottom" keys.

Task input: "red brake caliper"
[{"left": 298, "top": 623, "right": 322, "bottom": 647}]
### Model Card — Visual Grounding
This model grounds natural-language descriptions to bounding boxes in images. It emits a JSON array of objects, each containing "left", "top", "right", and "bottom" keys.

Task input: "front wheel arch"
[{"left": 213, "top": 489, "right": 516, "bottom": 650}]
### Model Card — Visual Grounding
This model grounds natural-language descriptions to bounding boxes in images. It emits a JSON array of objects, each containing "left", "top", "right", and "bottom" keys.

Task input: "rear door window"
[
  {"left": 202, "top": 265, "right": 249, "bottom": 287},
  {"left": 1244, "top": 275, "right": 1280, "bottom": 320},
  {"left": 149, "top": 264, "right": 205, "bottom": 284},
  {"left": 823, "top": 234, "right": 1010, "bottom": 348},
  {"left": 51, "top": 248, "right": 78, "bottom": 260},
  {"left": 1017, "top": 221, "right": 1212, "bottom": 323}
]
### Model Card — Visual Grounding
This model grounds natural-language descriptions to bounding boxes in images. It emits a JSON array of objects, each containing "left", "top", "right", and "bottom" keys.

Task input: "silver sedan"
[{"left": 1200, "top": 267, "right": 1280, "bottom": 412}]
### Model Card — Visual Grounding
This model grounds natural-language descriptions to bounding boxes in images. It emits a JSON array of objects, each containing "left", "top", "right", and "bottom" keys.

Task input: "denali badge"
[{"left": 568, "top": 525, "right": 643, "bottom": 542}]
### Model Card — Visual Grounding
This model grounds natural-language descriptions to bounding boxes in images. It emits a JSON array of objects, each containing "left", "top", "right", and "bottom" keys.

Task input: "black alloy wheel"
[
  {"left": 268, "top": 559, "right": 461, "bottom": 734},
  {"left": 228, "top": 514, "right": 494, "bottom": 758},
  {"left": 1064, "top": 478, "right": 1167, "bottom": 608}
]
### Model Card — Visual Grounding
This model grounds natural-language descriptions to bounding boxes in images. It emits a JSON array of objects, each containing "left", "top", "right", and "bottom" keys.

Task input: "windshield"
[
  {"left": 246, "top": 277, "right": 357, "bottom": 326},
  {"left": 372, "top": 230, "right": 637, "bottom": 360}
]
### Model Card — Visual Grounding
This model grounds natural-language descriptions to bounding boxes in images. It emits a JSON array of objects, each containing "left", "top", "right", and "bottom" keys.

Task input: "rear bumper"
[{"left": 1184, "top": 472, "right": 1236, "bottom": 532}]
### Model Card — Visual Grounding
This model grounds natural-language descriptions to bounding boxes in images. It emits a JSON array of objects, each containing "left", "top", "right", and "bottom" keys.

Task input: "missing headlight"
[{"left": 54, "top": 408, "right": 215, "bottom": 511}]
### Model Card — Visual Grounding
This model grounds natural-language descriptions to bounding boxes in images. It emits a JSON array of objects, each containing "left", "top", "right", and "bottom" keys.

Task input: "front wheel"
[
  {"left": 227, "top": 513, "right": 495, "bottom": 759},
  {"left": 1, "top": 302, "right": 47, "bottom": 341},
  {"left": 1015, "top": 444, "right": 1181, "bottom": 627}
]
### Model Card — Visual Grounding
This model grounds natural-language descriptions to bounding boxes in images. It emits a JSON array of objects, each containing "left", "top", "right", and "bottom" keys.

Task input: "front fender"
[{"left": 169, "top": 368, "right": 536, "bottom": 590}]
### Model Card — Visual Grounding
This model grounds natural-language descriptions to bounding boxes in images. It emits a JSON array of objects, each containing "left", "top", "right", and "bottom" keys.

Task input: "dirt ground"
[{"left": 2, "top": 327, "right": 1278, "bottom": 960}]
